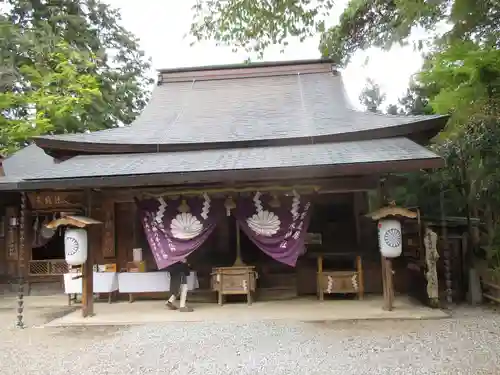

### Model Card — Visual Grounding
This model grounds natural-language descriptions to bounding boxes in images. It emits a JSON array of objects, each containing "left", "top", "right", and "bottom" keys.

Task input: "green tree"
[
  {"left": 359, "top": 78, "right": 385, "bottom": 113},
  {"left": 0, "top": 0, "right": 153, "bottom": 153},
  {"left": 391, "top": 39, "right": 500, "bottom": 269},
  {"left": 0, "top": 20, "right": 101, "bottom": 154},
  {"left": 191, "top": 0, "right": 499, "bottom": 66}
]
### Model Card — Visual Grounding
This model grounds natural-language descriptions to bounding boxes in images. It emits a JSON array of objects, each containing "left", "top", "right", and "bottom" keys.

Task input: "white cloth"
[
  {"left": 63, "top": 272, "right": 119, "bottom": 294},
  {"left": 118, "top": 271, "right": 199, "bottom": 293}
]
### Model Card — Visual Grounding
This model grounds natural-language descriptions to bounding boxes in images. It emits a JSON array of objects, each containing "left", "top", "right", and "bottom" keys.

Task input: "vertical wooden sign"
[
  {"left": 102, "top": 200, "right": 115, "bottom": 258},
  {"left": 5, "top": 206, "right": 18, "bottom": 261}
]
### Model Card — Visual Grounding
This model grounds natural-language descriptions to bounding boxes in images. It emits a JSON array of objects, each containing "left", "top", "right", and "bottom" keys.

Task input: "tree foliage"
[
  {"left": 359, "top": 78, "right": 385, "bottom": 113},
  {"left": 191, "top": 0, "right": 334, "bottom": 57},
  {"left": 391, "top": 39, "right": 500, "bottom": 267},
  {"left": 0, "top": 0, "right": 153, "bottom": 154},
  {"left": 191, "top": 0, "right": 500, "bottom": 66}
]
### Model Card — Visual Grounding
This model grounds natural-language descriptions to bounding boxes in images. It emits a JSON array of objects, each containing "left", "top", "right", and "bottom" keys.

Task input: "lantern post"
[
  {"left": 45, "top": 213, "right": 102, "bottom": 318},
  {"left": 366, "top": 203, "right": 418, "bottom": 311}
]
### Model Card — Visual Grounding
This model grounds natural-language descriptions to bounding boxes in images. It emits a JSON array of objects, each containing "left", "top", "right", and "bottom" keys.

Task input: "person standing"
[{"left": 165, "top": 258, "right": 194, "bottom": 312}]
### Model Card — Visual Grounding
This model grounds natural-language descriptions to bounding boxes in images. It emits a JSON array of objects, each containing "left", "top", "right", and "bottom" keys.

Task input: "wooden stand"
[
  {"left": 317, "top": 254, "right": 364, "bottom": 301},
  {"left": 211, "top": 221, "right": 257, "bottom": 305},
  {"left": 211, "top": 266, "right": 256, "bottom": 305}
]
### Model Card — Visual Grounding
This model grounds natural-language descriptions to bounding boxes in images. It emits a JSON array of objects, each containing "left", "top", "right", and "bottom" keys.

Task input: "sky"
[{"left": 104, "top": 0, "right": 427, "bottom": 110}]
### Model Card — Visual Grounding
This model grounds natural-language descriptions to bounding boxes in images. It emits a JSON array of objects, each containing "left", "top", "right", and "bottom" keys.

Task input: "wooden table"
[{"left": 211, "top": 266, "right": 257, "bottom": 305}]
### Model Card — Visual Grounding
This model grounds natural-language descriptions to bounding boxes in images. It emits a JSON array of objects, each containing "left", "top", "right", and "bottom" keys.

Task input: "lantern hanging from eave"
[
  {"left": 378, "top": 219, "right": 402, "bottom": 258},
  {"left": 64, "top": 228, "right": 88, "bottom": 266}
]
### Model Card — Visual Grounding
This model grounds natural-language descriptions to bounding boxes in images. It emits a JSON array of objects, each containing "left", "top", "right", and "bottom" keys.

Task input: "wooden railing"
[{"left": 28, "top": 260, "right": 68, "bottom": 276}]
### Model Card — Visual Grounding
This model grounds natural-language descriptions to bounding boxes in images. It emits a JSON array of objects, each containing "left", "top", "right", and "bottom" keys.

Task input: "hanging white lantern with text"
[
  {"left": 378, "top": 219, "right": 402, "bottom": 258},
  {"left": 64, "top": 228, "right": 88, "bottom": 265}
]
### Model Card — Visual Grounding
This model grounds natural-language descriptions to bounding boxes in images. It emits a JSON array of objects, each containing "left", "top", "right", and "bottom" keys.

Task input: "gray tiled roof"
[
  {"left": 2, "top": 144, "right": 55, "bottom": 177},
  {"left": 36, "top": 73, "right": 445, "bottom": 146},
  {"left": 25, "top": 137, "right": 439, "bottom": 180}
]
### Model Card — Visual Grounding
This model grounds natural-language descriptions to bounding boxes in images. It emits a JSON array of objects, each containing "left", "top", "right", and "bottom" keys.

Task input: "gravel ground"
[{"left": 0, "top": 306, "right": 499, "bottom": 375}]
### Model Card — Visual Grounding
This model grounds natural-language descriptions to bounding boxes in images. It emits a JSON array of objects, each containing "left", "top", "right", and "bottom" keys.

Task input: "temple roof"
[
  {"left": 0, "top": 59, "right": 448, "bottom": 190},
  {"left": 34, "top": 59, "right": 448, "bottom": 155}
]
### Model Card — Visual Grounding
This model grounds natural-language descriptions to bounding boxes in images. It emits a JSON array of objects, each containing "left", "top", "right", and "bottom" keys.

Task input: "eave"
[
  {"left": 15, "top": 157, "right": 443, "bottom": 191},
  {"left": 33, "top": 115, "right": 449, "bottom": 157}
]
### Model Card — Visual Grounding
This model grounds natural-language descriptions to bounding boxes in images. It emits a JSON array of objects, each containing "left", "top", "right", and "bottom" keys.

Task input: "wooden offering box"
[
  {"left": 317, "top": 254, "right": 364, "bottom": 301},
  {"left": 211, "top": 266, "right": 257, "bottom": 305}
]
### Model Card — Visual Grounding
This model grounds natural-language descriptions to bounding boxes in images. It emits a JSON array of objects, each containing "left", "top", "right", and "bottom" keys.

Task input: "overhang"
[{"left": 14, "top": 137, "right": 443, "bottom": 190}]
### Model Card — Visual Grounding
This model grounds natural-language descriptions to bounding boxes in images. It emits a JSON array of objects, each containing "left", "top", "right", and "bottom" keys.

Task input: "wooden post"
[
  {"left": 353, "top": 192, "right": 362, "bottom": 245},
  {"left": 82, "top": 190, "right": 94, "bottom": 318},
  {"left": 381, "top": 254, "right": 388, "bottom": 308},
  {"left": 377, "top": 178, "right": 390, "bottom": 310},
  {"left": 356, "top": 255, "right": 364, "bottom": 300},
  {"left": 384, "top": 257, "right": 395, "bottom": 311},
  {"left": 317, "top": 255, "right": 324, "bottom": 301},
  {"left": 233, "top": 221, "right": 245, "bottom": 267}
]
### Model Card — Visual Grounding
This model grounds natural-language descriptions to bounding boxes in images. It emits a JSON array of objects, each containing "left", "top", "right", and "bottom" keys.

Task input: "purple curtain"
[
  {"left": 234, "top": 191, "right": 312, "bottom": 267},
  {"left": 136, "top": 194, "right": 224, "bottom": 270}
]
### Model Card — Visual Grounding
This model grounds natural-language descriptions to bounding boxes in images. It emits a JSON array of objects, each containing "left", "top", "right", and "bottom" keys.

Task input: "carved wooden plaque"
[
  {"left": 28, "top": 191, "right": 84, "bottom": 210},
  {"left": 101, "top": 200, "right": 115, "bottom": 258}
]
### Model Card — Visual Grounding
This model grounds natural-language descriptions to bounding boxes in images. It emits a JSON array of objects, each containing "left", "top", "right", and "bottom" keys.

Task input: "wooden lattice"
[
  {"left": 29, "top": 261, "right": 49, "bottom": 275},
  {"left": 51, "top": 261, "right": 68, "bottom": 275},
  {"left": 28, "top": 260, "right": 68, "bottom": 276}
]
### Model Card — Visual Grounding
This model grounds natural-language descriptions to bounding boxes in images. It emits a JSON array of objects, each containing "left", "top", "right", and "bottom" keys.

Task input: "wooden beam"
[{"left": 100, "top": 176, "right": 379, "bottom": 202}]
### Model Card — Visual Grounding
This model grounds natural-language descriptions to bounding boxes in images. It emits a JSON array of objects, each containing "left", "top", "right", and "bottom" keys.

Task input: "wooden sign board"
[
  {"left": 28, "top": 191, "right": 84, "bottom": 210},
  {"left": 101, "top": 200, "right": 115, "bottom": 258},
  {"left": 5, "top": 206, "right": 18, "bottom": 261}
]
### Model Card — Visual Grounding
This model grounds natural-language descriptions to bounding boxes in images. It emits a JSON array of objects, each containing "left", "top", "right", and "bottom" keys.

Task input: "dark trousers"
[{"left": 167, "top": 263, "right": 190, "bottom": 296}]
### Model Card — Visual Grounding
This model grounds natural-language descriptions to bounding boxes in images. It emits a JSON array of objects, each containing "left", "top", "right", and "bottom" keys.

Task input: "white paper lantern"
[
  {"left": 378, "top": 219, "right": 402, "bottom": 258},
  {"left": 64, "top": 228, "right": 88, "bottom": 266}
]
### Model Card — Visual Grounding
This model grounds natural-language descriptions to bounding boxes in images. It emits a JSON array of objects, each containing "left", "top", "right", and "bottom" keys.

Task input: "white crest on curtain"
[
  {"left": 170, "top": 212, "right": 203, "bottom": 240},
  {"left": 247, "top": 191, "right": 281, "bottom": 237}
]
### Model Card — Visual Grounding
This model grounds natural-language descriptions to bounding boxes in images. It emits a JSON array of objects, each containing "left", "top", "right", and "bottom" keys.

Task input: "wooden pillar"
[
  {"left": 378, "top": 177, "right": 395, "bottom": 311},
  {"left": 82, "top": 190, "right": 94, "bottom": 318},
  {"left": 353, "top": 192, "right": 362, "bottom": 246},
  {"left": 317, "top": 255, "right": 324, "bottom": 301},
  {"left": 383, "top": 257, "right": 394, "bottom": 310},
  {"left": 356, "top": 255, "right": 364, "bottom": 300}
]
